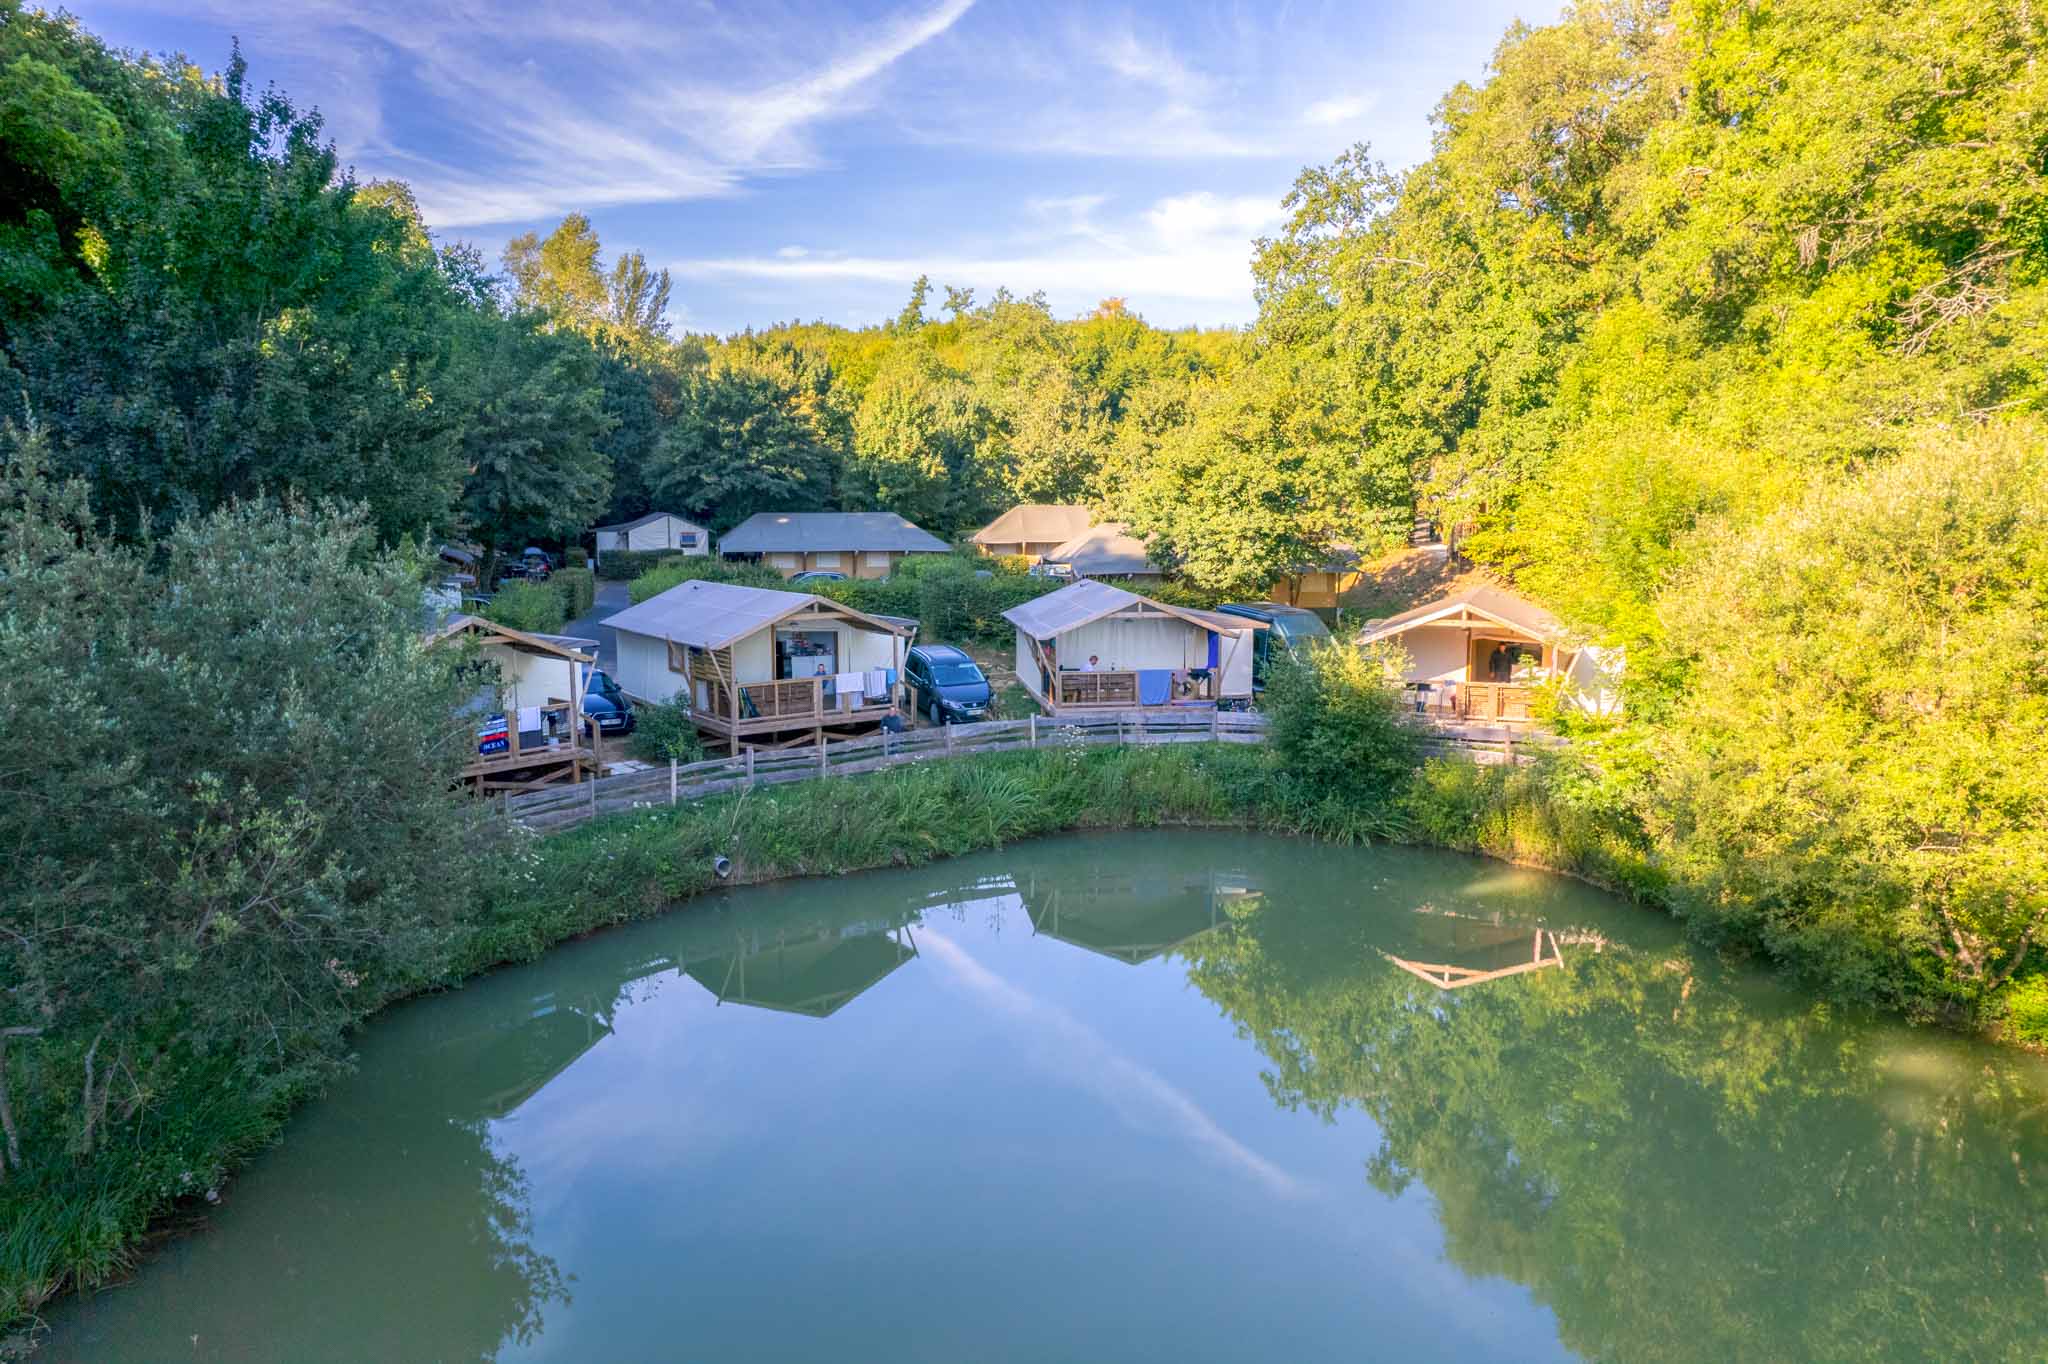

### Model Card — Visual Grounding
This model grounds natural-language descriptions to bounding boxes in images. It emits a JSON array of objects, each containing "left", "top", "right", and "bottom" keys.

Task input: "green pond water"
[{"left": 44, "top": 832, "right": 2048, "bottom": 1362}]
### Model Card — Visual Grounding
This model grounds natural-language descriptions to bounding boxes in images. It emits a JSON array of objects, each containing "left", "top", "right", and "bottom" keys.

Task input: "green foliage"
[
  {"left": 628, "top": 554, "right": 785, "bottom": 604},
  {"left": 595, "top": 547, "right": 675, "bottom": 579},
  {"left": 481, "top": 578, "right": 569, "bottom": 634},
  {"left": 2001, "top": 975, "right": 2048, "bottom": 1049},
  {"left": 1655, "top": 427, "right": 2048, "bottom": 1013},
  {"left": 0, "top": 444, "right": 478, "bottom": 1319},
  {"left": 1262, "top": 642, "right": 1419, "bottom": 811},
  {"left": 552, "top": 565, "right": 594, "bottom": 618},
  {"left": 814, "top": 553, "right": 1052, "bottom": 645},
  {"left": 629, "top": 699, "right": 705, "bottom": 765}
]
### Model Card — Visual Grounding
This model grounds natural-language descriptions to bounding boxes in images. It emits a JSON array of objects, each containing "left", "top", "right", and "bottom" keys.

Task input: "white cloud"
[
  {"left": 672, "top": 187, "right": 1279, "bottom": 321},
  {"left": 775, "top": 245, "right": 811, "bottom": 259},
  {"left": 1302, "top": 92, "right": 1378, "bottom": 126},
  {"left": 135, "top": 0, "right": 977, "bottom": 226}
]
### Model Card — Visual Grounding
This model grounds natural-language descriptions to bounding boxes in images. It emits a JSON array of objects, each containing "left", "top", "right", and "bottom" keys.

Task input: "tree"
[
  {"left": 648, "top": 360, "right": 835, "bottom": 530},
  {"left": 1655, "top": 425, "right": 2048, "bottom": 1013}
]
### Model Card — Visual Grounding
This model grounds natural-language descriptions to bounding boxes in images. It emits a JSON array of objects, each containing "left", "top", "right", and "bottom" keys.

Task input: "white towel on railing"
[
  {"left": 865, "top": 668, "right": 888, "bottom": 696},
  {"left": 833, "top": 671, "right": 864, "bottom": 702}
]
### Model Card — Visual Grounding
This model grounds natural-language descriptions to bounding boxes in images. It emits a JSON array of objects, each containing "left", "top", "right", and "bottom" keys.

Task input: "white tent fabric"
[
  {"left": 602, "top": 580, "right": 827, "bottom": 651},
  {"left": 1003, "top": 580, "right": 1144, "bottom": 639}
]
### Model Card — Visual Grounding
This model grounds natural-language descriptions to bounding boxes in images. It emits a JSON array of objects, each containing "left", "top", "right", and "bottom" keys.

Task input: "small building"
[
  {"left": 717, "top": 512, "right": 950, "bottom": 579},
  {"left": 1004, "top": 580, "right": 1260, "bottom": 714},
  {"left": 969, "top": 504, "right": 1095, "bottom": 562},
  {"left": 603, "top": 579, "right": 916, "bottom": 751},
  {"left": 1357, "top": 583, "right": 1619, "bottom": 723},
  {"left": 429, "top": 615, "right": 602, "bottom": 793},
  {"left": 1263, "top": 545, "right": 1364, "bottom": 610},
  {"left": 593, "top": 512, "right": 708, "bottom": 555},
  {"left": 1036, "top": 521, "right": 1162, "bottom": 580}
]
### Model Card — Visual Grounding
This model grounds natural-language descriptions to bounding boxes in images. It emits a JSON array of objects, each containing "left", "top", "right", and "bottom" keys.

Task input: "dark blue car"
[{"left": 904, "top": 644, "right": 992, "bottom": 725}]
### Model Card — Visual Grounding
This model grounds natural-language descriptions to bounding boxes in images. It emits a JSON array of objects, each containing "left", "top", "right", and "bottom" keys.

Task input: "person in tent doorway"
[
  {"left": 1085, "top": 654, "right": 1101, "bottom": 671},
  {"left": 1488, "top": 643, "right": 1510, "bottom": 682}
]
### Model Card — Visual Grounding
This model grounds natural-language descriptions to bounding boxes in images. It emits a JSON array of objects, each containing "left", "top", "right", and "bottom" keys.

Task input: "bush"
[
  {"left": 631, "top": 698, "right": 706, "bottom": 764},
  {"left": 1262, "top": 641, "right": 1419, "bottom": 809},
  {"left": 1655, "top": 426, "right": 2048, "bottom": 1017},
  {"left": 629, "top": 555, "right": 786, "bottom": 603},
  {"left": 481, "top": 578, "right": 568, "bottom": 633},
  {"left": 553, "top": 565, "right": 595, "bottom": 618},
  {"left": 0, "top": 455, "right": 478, "bottom": 1322},
  {"left": 597, "top": 547, "right": 681, "bottom": 579},
  {"left": 815, "top": 555, "right": 1057, "bottom": 646}
]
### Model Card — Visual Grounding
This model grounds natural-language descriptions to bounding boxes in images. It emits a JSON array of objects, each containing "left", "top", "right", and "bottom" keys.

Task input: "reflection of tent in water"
[
  {"left": 1021, "top": 868, "right": 1259, "bottom": 965},
  {"left": 430, "top": 994, "right": 619, "bottom": 1121},
  {"left": 1379, "top": 906, "right": 1576, "bottom": 991},
  {"left": 681, "top": 923, "right": 918, "bottom": 1018}
]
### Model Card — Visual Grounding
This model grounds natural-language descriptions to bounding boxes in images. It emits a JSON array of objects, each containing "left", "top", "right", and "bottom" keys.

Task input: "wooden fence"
[
  {"left": 505, "top": 710, "right": 1266, "bottom": 832},
  {"left": 503, "top": 709, "right": 1555, "bottom": 834}
]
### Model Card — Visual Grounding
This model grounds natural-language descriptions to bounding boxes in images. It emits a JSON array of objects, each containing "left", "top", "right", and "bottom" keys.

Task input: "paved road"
[{"left": 562, "top": 579, "right": 629, "bottom": 674}]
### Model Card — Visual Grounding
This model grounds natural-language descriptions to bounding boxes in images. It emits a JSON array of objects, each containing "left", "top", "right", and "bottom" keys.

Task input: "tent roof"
[
  {"left": 1041, "top": 521, "right": 1157, "bottom": 576},
  {"left": 970, "top": 504, "right": 1095, "bottom": 546},
  {"left": 593, "top": 511, "right": 703, "bottom": 533},
  {"left": 428, "top": 614, "right": 594, "bottom": 662},
  {"left": 1359, "top": 583, "right": 1564, "bottom": 645},
  {"left": 1002, "top": 579, "right": 1261, "bottom": 640},
  {"left": 601, "top": 579, "right": 910, "bottom": 651},
  {"left": 717, "top": 512, "right": 950, "bottom": 554},
  {"left": 681, "top": 931, "right": 916, "bottom": 1018}
]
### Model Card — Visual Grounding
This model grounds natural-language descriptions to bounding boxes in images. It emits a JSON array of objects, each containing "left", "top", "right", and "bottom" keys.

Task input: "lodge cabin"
[
  {"left": 1263, "top": 546, "right": 1364, "bottom": 610},
  {"left": 968, "top": 504, "right": 1094, "bottom": 563},
  {"left": 1004, "top": 580, "right": 1261, "bottom": 716},
  {"left": 1357, "top": 583, "right": 1619, "bottom": 724},
  {"left": 717, "top": 511, "right": 950, "bottom": 579},
  {"left": 604, "top": 579, "right": 916, "bottom": 752},
  {"left": 430, "top": 615, "right": 602, "bottom": 794}
]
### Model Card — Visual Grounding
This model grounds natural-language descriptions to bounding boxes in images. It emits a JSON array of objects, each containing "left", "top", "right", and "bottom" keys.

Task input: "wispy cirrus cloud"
[{"left": 113, "top": 0, "right": 976, "bottom": 226}]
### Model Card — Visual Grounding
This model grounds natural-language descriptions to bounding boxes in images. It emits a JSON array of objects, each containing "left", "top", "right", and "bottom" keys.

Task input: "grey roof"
[
  {"left": 593, "top": 511, "right": 704, "bottom": 533},
  {"left": 970, "top": 504, "right": 1094, "bottom": 546},
  {"left": 1040, "top": 522, "right": 1159, "bottom": 577},
  {"left": 1359, "top": 583, "right": 1564, "bottom": 643},
  {"left": 717, "top": 512, "right": 950, "bottom": 555},
  {"left": 602, "top": 579, "right": 909, "bottom": 651},
  {"left": 1003, "top": 580, "right": 1259, "bottom": 640}
]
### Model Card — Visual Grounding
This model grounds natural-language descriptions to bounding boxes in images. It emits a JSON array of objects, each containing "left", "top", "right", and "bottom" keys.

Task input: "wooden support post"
[
  {"left": 1504, "top": 729, "right": 1514, "bottom": 766},
  {"left": 945, "top": 723, "right": 955, "bottom": 755},
  {"left": 818, "top": 733, "right": 828, "bottom": 777},
  {"left": 746, "top": 746, "right": 756, "bottom": 788},
  {"left": 1211, "top": 708, "right": 1220, "bottom": 741},
  {"left": 670, "top": 758, "right": 678, "bottom": 805},
  {"left": 1116, "top": 714, "right": 1124, "bottom": 746},
  {"left": 1029, "top": 713, "right": 1037, "bottom": 748}
]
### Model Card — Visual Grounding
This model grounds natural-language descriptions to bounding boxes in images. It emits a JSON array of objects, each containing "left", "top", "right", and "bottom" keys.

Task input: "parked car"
[
  {"left": 1213, "top": 602, "right": 1332, "bottom": 689},
  {"left": 580, "top": 667, "right": 636, "bottom": 737},
  {"left": 904, "top": 644, "right": 992, "bottom": 724},
  {"left": 790, "top": 569, "right": 847, "bottom": 583}
]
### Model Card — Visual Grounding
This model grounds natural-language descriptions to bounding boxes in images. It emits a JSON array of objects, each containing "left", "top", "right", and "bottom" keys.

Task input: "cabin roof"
[
  {"left": 593, "top": 511, "right": 703, "bottom": 533},
  {"left": 717, "top": 511, "right": 950, "bottom": 554},
  {"left": 428, "top": 614, "right": 595, "bottom": 662},
  {"left": 602, "top": 579, "right": 910, "bottom": 651},
  {"left": 1003, "top": 579, "right": 1261, "bottom": 639},
  {"left": 1040, "top": 521, "right": 1157, "bottom": 576},
  {"left": 970, "top": 504, "right": 1095, "bottom": 546},
  {"left": 1358, "top": 583, "right": 1565, "bottom": 644}
]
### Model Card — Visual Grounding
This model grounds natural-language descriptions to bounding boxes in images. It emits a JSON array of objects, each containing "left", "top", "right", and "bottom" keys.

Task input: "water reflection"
[{"left": 46, "top": 834, "right": 2048, "bottom": 1363}]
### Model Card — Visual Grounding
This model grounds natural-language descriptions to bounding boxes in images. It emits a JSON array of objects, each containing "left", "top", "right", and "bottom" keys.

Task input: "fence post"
[
  {"left": 1504, "top": 729, "right": 1515, "bottom": 766},
  {"left": 819, "top": 733, "right": 829, "bottom": 778},
  {"left": 1135, "top": 710, "right": 1145, "bottom": 744},
  {"left": 1029, "top": 713, "right": 1037, "bottom": 748},
  {"left": 1116, "top": 714, "right": 1124, "bottom": 746},
  {"left": 669, "top": 757, "right": 678, "bottom": 805},
  {"left": 945, "top": 723, "right": 955, "bottom": 756},
  {"left": 746, "top": 746, "right": 755, "bottom": 788}
]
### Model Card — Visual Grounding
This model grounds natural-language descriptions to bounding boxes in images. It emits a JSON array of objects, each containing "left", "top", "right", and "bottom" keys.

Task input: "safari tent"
[
  {"left": 1003, "top": 580, "right": 1260, "bottom": 714},
  {"left": 1357, "top": 583, "right": 1619, "bottom": 722},
  {"left": 603, "top": 579, "right": 915, "bottom": 750}
]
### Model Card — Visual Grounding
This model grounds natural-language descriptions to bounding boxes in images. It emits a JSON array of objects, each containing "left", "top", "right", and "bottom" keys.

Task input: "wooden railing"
[
  {"left": 702, "top": 676, "right": 897, "bottom": 722},
  {"left": 504, "top": 710, "right": 1271, "bottom": 832},
  {"left": 1051, "top": 669, "right": 1216, "bottom": 706},
  {"left": 1460, "top": 682, "right": 1536, "bottom": 722}
]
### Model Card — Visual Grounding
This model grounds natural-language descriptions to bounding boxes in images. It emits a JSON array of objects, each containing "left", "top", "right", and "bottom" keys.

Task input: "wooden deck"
[
  {"left": 1039, "top": 667, "right": 1226, "bottom": 713},
  {"left": 1402, "top": 681, "right": 1538, "bottom": 723},
  {"left": 694, "top": 674, "right": 902, "bottom": 750}
]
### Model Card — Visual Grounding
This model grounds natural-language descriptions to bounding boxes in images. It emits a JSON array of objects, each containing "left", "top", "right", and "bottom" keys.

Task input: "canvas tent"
[
  {"left": 1004, "top": 580, "right": 1259, "bottom": 712},
  {"left": 969, "top": 504, "right": 1095, "bottom": 562},
  {"left": 1036, "top": 521, "right": 1160, "bottom": 579},
  {"left": 593, "top": 512, "right": 707, "bottom": 555},
  {"left": 604, "top": 579, "right": 914, "bottom": 749},
  {"left": 1357, "top": 583, "right": 1619, "bottom": 721}
]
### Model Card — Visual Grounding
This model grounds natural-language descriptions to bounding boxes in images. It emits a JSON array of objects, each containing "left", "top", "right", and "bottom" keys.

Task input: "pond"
[{"left": 45, "top": 832, "right": 2048, "bottom": 1362}]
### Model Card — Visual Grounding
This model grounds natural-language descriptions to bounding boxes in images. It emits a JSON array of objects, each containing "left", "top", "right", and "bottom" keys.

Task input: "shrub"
[
  {"left": 631, "top": 699, "right": 706, "bottom": 764},
  {"left": 481, "top": 578, "right": 568, "bottom": 633},
  {"left": 553, "top": 565, "right": 595, "bottom": 618},
  {"left": 2001, "top": 976, "right": 2048, "bottom": 1049},
  {"left": 629, "top": 555, "right": 785, "bottom": 603},
  {"left": 597, "top": 547, "right": 679, "bottom": 579},
  {"left": 1262, "top": 641, "right": 1418, "bottom": 809}
]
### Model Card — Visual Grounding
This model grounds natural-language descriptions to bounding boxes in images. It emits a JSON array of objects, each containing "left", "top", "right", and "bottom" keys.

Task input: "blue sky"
[{"left": 69, "top": 0, "right": 1555, "bottom": 334}]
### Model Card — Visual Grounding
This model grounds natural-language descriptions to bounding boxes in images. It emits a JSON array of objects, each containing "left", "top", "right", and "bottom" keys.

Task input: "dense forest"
[{"left": 3, "top": 0, "right": 2046, "bottom": 1335}]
